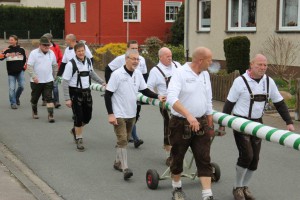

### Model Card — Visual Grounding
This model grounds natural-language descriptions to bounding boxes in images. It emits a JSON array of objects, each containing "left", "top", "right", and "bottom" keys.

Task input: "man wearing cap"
[
  {"left": 27, "top": 36, "right": 58, "bottom": 122},
  {"left": 42, "top": 33, "right": 63, "bottom": 108}
]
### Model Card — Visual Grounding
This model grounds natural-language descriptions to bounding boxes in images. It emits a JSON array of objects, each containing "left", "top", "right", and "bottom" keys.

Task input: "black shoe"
[
  {"left": 70, "top": 128, "right": 76, "bottom": 142},
  {"left": 76, "top": 138, "right": 85, "bottom": 152},
  {"left": 55, "top": 102, "right": 61, "bottom": 108},
  {"left": 113, "top": 161, "right": 122, "bottom": 172},
  {"left": 48, "top": 115, "right": 55, "bottom": 123},
  {"left": 134, "top": 139, "right": 144, "bottom": 148},
  {"left": 123, "top": 168, "right": 133, "bottom": 180},
  {"left": 16, "top": 99, "right": 20, "bottom": 106},
  {"left": 128, "top": 138, "right": 134, "bottom": 143},
  {"left": 172, "top": 187, "right": 186, "bottom": 200},
  {"left": 203, "top": 196, "right": 215, "bottom": 200}
]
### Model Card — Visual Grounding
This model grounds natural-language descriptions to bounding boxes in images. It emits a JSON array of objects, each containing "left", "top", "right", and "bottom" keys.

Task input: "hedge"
[
  {"left": 0, "top": 5, "right": 64, "bottom": 39},
  {"left": 223, "top": 36, "right": 250, "bottom": 74}
]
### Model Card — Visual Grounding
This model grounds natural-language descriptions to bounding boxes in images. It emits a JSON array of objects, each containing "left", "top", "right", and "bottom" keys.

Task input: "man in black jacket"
[{"left": 0, "top": 35, "right": 26, "bottom": 109}]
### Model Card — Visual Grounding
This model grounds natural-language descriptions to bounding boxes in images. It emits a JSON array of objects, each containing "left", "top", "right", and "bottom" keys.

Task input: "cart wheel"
[
  {"left": 211, "top": 162, "right": 221, "bottom": 182},
  {"left": 146, "top": 169, "right": 160, "bottom": 190}
]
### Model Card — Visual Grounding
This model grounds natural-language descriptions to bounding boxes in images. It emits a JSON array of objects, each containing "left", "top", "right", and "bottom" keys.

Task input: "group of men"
[{"left": 1, "top": 34, "right": 295, "bottom": 200}]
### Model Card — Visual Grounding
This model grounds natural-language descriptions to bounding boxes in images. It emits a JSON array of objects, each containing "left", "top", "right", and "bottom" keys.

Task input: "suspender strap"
[
  {"left": 155, "top": 66, "right": 171, "bottom": 88},
  {"left": 172, "top": 61, "right": 178, "bottom": 68},
  {"left": 71, "top": 58, "right": 92, "bottom": 89},
  {"left": 241, "top": 75, "right": 254, "bottom": 119},
  {"left": 241, "top": 75, "right": 270, "bottom": 119}
]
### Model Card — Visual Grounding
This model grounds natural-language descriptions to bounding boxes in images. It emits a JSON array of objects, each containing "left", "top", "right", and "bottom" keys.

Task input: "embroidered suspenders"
[
  {"left": 70, "top": 58, "right": 92, "bottom": 89},
  {"left": 155, "top": 61, "right": 178, "bottom": 88}
]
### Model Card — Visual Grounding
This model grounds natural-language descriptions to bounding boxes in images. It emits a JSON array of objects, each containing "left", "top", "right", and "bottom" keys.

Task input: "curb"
[{"left": 0, "top": 142, "right": 64, "bottom": 200}]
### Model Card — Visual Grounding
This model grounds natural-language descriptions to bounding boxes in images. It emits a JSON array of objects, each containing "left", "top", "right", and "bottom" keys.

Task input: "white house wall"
[{"left": 186, "top": 0, "right": 300, "bottom": 67}]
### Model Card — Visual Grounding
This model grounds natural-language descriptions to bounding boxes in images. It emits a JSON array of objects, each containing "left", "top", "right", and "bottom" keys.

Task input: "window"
[
  {"left": 123, "top": 0, "right": 141, "bottom": 22},
  {"left": 228, "top": 0, "right": 257, "bottom": 31},
  {"left": 80, "top": 1, "right": 87, "bottom": 22},
  {"left": 198, "top": 0, "right": 211, "bottom": 31},
  {"left": 279, "top": 0, "right": 300, "bottom": 30},
  {"left": 165, "top": 2, "right": 182, "bottom": 22},
  {"left": 70, "top": 3, "right": 76, "bottom": 23}
]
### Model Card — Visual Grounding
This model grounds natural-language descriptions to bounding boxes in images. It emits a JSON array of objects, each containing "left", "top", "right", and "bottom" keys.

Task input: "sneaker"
[
  {"left": 123, "top": 168, "right": 133, "bottom": 180},
  {"left": 70, "top": 128, "right": 76, "bottom": 142},
  {"left": 166, "top": 156, "right": 172, "bottom": 167},
  {"left": 134, "top": 139, "right": 144, "bottom": 148},
  {"left": 11, "top": 104, "right": 18, "bottom": 109},
  {"left": 76, "top": 138, "right": 85, "bottom": 152},
  {"left": 172, "top": 187, "right": 186, "bottom": 200},
  {"left": 203, "top": 196, "right": 215, "bottom": 200},
  {"left": 243, "top": 187, "right": 255, "bottom": 200},
  {"left": 233, "top": 187, "right": 246, "bottom": 200},
  {"left": 55, "top": 102, "right": 61, "bottom": 109},
  {"left": 42, "top": 101, "right": 47, "bottom": 106},
  {"left": 48, "top": 115, "right": 55, "bottom": 123},
  {"left": 32, "top": 112, "right": 39, "bottom": 119},
  {"left": 113, "top": 161, "right": 122, "bottom": 172},
  {"left": 16, "top": 99, "right": 20, "bottom": 106}
]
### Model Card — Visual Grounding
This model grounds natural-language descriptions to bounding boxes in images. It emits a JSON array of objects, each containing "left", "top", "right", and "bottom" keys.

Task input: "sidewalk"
[{"left": 0, "top": 161, "right": 36, "bottom": 200}]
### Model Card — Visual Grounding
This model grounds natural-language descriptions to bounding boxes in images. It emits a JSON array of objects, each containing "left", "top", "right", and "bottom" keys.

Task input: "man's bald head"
[
  {"left": 250, "top": 54, "right": 267, "bottom": 64},
  {"left": 159, "top": 47, "right": 172, "bottom": 66},
  {"left": 192, "top": 47, "right": 212, "bottom": 62}
]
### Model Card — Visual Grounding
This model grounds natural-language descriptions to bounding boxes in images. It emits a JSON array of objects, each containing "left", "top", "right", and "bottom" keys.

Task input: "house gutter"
[{"left": 185, "top": 0, "right": 190, "bottom": 61}]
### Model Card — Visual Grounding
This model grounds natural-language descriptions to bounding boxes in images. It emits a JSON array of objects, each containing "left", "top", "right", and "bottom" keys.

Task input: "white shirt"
[
  {"left": 167, "top": 62, "right": 213, "bottom": 118},
  {"left": 62, "top": 45, "right": 93, "bottom": 64},
  {"left": 108, "top": 54, "right": 147, "bottom": 74},
  {"left": 27, "top": 48, "right": 57, "bottom": 83},
  {"left": 147, "top": 61, "right": 181, "bottom": 96},
  {"left": 62, "top": 57, "right": 93, "bottom": 89},
  {"left": 227, "top": 72, "right": 283, "bottom": 119},
  {"left": 106, "top": 67, "right": 147, "bottom": 118}
]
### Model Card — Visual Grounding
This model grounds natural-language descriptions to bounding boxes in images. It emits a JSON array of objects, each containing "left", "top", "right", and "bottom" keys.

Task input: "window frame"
[
  {"left": 198, "top": 0, "right": 211, "bottom": 32},
  {"left": 227, "top": 0, "right": 257, "bottom": 32},
  {"left": 80, "top": 1, "right": 87, "bottom": 23},
  {"left": 165, "top": 1, "right": 182, "bottom": 23},
  {"left": 70, "top": 3, "right": 76, "bottom": 23},
  {"left": 123, "top": 0, "right": 141, "bottom": 22},
  {"left": 278, "top": 0, "right": 300, "bottom": 31}
]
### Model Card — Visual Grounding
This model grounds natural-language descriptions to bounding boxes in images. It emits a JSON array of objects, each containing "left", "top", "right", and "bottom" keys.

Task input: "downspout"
[{"left": 185, "top": 0, "right": 190, "bottom": 62}]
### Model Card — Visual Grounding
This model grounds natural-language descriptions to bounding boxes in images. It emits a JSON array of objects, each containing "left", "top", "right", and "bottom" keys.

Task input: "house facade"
[
  {"left": 0, "top": 0, "right": 64, "bottom": 7},
  {"left": 185, "top": 0, "right": 300, "bottom": 67},
  {"left": 65, "top": 0, "right": 183, "bottom": 44}
]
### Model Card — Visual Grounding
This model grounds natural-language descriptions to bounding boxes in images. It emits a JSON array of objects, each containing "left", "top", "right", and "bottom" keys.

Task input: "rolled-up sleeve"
[{"left": 167, "top": 69, "right": 181, "bottom": 107}]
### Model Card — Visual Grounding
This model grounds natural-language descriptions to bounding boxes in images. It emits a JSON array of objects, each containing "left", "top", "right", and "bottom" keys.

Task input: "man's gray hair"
[
  {"left": 66, "top": 34, "right": 76, "bottom": 41},
  {"left": 125, "top": 49, "right": 139, "bottom": 58}
]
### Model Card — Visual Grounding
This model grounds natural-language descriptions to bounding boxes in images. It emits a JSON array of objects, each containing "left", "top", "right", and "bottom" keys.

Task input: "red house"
[{"left": 65, "top": 0, "right": 183, "bottom": 44}]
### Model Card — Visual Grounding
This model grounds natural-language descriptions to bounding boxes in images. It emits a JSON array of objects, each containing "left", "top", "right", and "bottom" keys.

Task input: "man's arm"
[
  {"left": 90, "top": 70, "right": 105, "bottom": 85},
  {"left": 273, "top": 100, "right": 293, "bottom": 125},
  {"left": 57, "top": 62, "right": 66, "bottom": 77}
]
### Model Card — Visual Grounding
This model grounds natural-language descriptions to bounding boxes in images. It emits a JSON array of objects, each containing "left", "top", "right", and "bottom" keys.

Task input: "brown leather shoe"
[
  {"left": 113, "top": 161, "right": 122, "bottom": 172},
  {"left": 243, "top": 186, "right": 255, "bottom": 200},
  {"left": 233, "top": 187, "right": 246, "bottom": 200}
]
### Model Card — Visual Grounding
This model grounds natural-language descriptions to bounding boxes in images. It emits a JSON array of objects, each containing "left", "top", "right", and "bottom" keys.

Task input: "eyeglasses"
[{"left": 128, "top": 57, "right": 140, "bottom": 61}]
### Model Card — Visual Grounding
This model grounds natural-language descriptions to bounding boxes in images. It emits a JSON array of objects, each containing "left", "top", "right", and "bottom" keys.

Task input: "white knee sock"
[
  {"left": 172, "top": 180, "right": 182, "bottom": 189},
  {"left": 234, "top": 165, "right": 247, "bottom": 188},
  {"left": 202, "top": 189, "right": 213, "bottom": 199},
  {"left": 117, "top": 148, "right": 128, "bottom": 171},
  {"left": 243, "top": 169, "right": 254, "bottom": 187}
]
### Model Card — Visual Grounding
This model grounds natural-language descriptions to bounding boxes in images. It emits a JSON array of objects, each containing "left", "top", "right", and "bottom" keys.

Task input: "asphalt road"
[{"left": 0, "top": 61, "right": 299, "bottom": 200}]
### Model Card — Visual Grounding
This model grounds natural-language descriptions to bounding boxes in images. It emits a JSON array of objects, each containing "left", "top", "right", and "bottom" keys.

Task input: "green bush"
[
  {"left": 223, "top": 36, "right": 250, "bottom": 74},
  {"left": 142, "top": 36, "right": 164, "bottom": 64},
  {"left": 0, "top": 5, "right": 64, "bottom": 39},
  {"left": 166, "top": 44, "right": 185, "bottom": 64}
]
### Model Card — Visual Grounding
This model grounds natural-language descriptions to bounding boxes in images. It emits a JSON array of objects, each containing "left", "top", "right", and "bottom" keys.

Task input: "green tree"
[{"left": 170, "top": 4, "right": 184, "bottom": 46}]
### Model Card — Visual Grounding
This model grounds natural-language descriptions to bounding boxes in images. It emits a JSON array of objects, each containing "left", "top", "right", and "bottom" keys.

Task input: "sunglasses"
[{"left": 42, "top": 44, "right": 50, "bottom": 47}]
